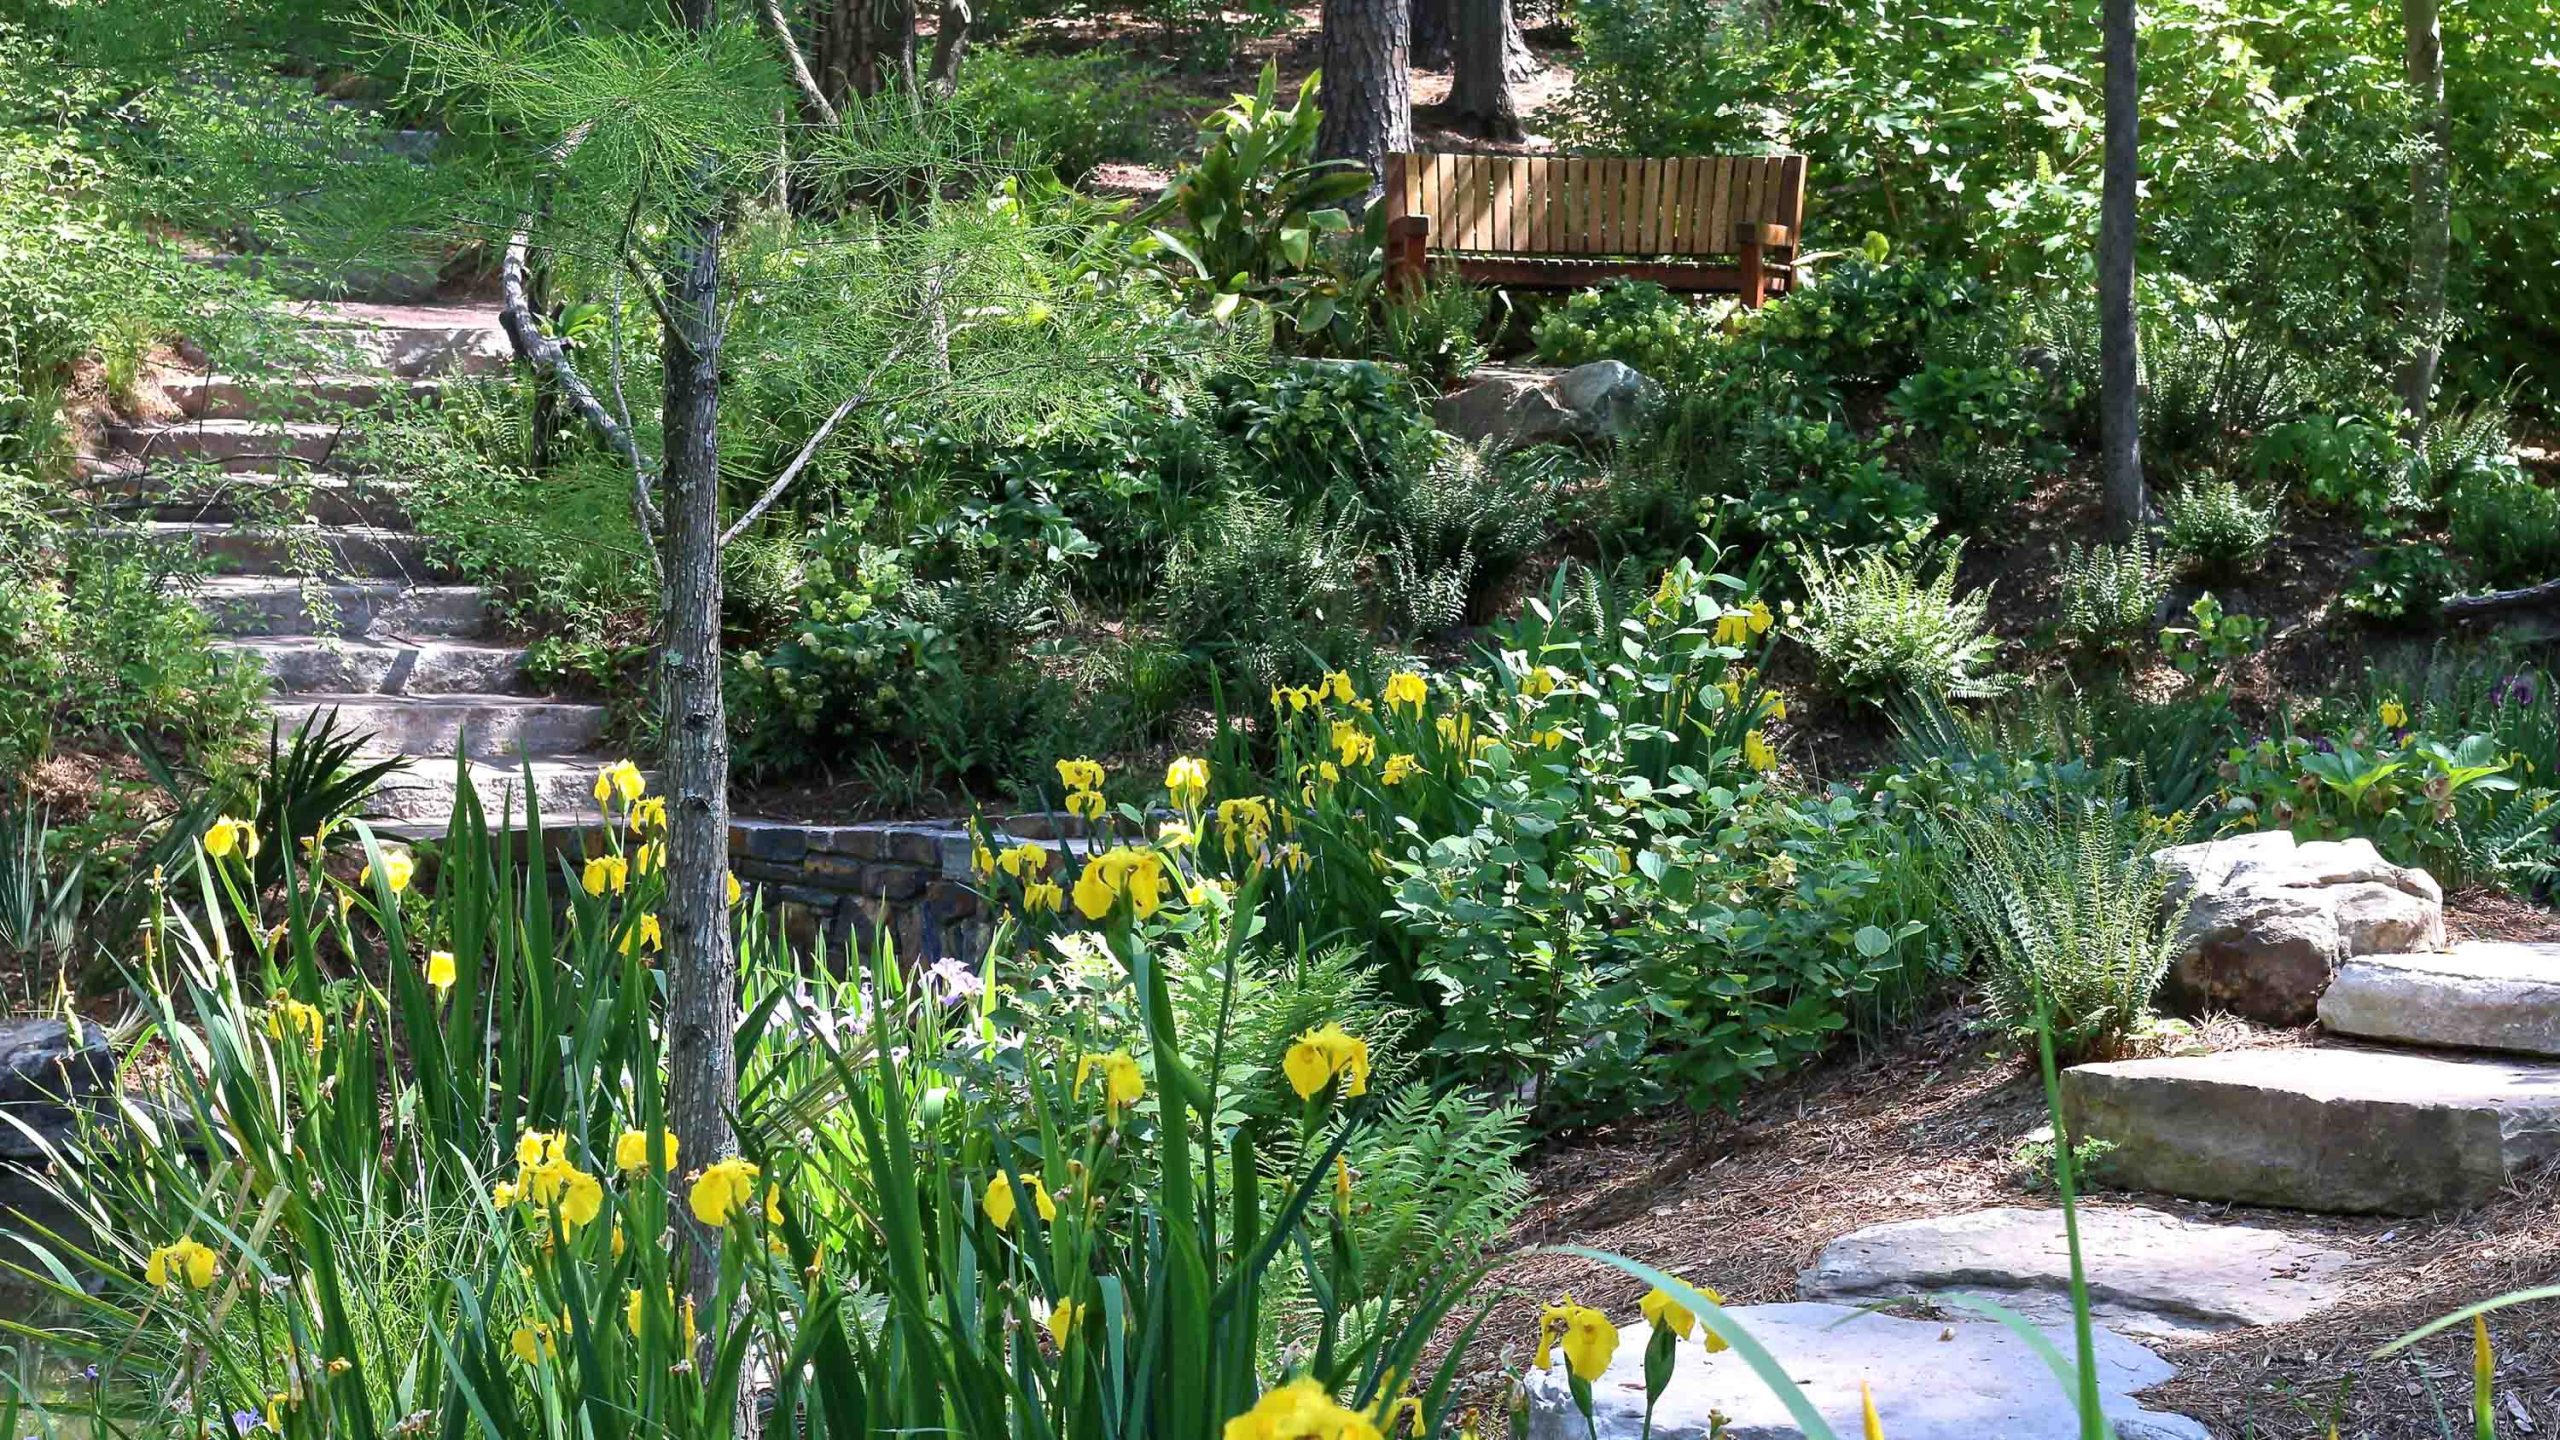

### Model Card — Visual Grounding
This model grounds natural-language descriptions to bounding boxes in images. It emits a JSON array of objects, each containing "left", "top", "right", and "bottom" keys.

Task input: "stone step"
[
  {"left": 171, "top": 374, "right": 444, "bottom": 420},
  {"left": 1798, "top": 1205, "right": 2360, "bottom": 1339},
  {"left": 216, "top": 637, "right": 529, "bottom": 695},
  {"left": 193, "top": 577, "right": 490, "bottom": 639},
  {"left": 95, "top": 473, "right": 413, "bottom": 529},
  {"left": 2319, "top": 942, "right": 2560, "bottom": 1057},
  {"left": 294, "top": 302, "right": 511, "bottom": 378},
  {"left": 1520, "top": 1301, "right": 2203, "bottom": 1440},
  {"left": 270, "top": 694, "right": 606, "bottom": 759},
  {"left": 364, "top": 757, "right": 632, "bottom": 828},
  {"left": 88, "top": 522, "right": 440, "bottom": 581},
  {"left": 2063, "top": 1045, "right": 2560, "bottom": 1214},
  {"left": 102, "top": 419, "right": 351, "bottom": 471}
]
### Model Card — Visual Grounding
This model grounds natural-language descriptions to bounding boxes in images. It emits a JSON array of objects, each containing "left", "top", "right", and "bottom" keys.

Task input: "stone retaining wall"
[{"left": 729, "top": 816, "right": 1082, "bottom": 963}]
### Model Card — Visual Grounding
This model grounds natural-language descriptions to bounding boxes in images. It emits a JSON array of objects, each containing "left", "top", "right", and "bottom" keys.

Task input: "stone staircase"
[{"left": 83, "top": 302, "right": 618, "bottom": 830}]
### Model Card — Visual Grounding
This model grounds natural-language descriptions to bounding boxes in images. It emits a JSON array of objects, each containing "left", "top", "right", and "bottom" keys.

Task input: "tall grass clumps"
[{"left": 9, "top": 772, "right": 1519, "bottom": 1439}]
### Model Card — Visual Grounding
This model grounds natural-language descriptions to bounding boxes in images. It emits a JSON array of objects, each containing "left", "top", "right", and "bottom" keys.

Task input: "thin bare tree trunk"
[
  {"left": 925, "top": 0, "right": 970, "bottom": 95},
  {"left": 1447, "top": 0, "right": 1524, "bottom": 141},
  {"left": 2097, "top": 0, "right": 2143, "bottom": 538},
  {"left": 1317, "top": 0, "right": 1413, "bottom": 193},
  {"left": 661, "top": 0, "right": 739, "bottom": 1336},
  {"left": 2395, "top": 0, "right": 2451, "bottom": 420}
]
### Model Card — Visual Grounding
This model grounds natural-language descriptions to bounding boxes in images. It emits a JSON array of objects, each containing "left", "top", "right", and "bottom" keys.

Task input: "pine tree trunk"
[
  {"left": 1317, "top": 0, "right": 1412, "bottom": 192},
  {"left": 1411, "top": 0, "right": 1450, "bottom": 72},
  {"left": 925, "top": 0, "right": 970, "bottom": 96},
  {"left": 1447, "top": 0, "right": 1525, "bottom": 141},
  {"left": 2396, "top": 0, "right": 2450, "bottom": 420},
  {"left": 662, "top": 0, "right": 739, "bottom": 1325},
  {"left": 2097, "top": 0, "right": 2143, "bottom": 539}
]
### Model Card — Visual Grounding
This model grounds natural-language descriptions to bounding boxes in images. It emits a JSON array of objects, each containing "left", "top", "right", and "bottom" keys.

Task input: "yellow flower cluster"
[
  {"left": 1045, "top": 1297, "right": 1084, "bottom": 1349},
  {"left": 202, "top": 815, "right": 260, "bottom": 860},
  {"left": 1712, "top": 599, "right": 1776, "bottom": 647},
  {"left": 1075, "top": 1049, "right": 1146, "bottom": 1118},
  {"left": 1331, "top": 719, "right": 1376, "bottom": 768},
  {"left": 267, "top": 998, "right": 324, "bottom": 1055},
  {"left": 582, "top": 854, "right": 629, "bottom": 897},
  {"left": 1518, "top": 663, "right": 1564, "bottom": 698},
  {"left": 1382, "top": 670, "right": 1428, "bottom": 714},
  {"left": 1166, "top": 755, "right": 1210, "bottom": 808},
  {"left": 359, "top": 852, "right": 414, "bottom": 894},
  {"left": 1283, "top": 1024, "right": 1370, "bottom": 1102},
  {"left": 145, "top": 1237, "right": 219, "bottom": 1290},
  {"left": 1380, "top": 752, "right": 1421, "bottom": 786},
  {"left": 1218, "top": 796, "right": 1275, "bottom": 860},
  {"left": 688, "top": 1155, "right": 766, "bottom": 1227},
  {"left": 619, "top": 912, "right": 663, "bottom": 956},
  {"left": 615, "top": 1127, "right": 679, "bottom": 1173},
  {"left": 1058, "top": 757, "right": 1109, "bottom": 820},
  {"left": 501, "top": 1130, "right": 605, "bottom": 1232},
  {"left": 593, "top": 760, "right": 646, "bottom": 809},
  {"left": 996, "top": 841, "right": 1049, "bottom": 878},
  {"left": 1743, "top": 731, "right": 1780, "bottom": 773},
  {"left": 425, "top": 949, "right": 456, "bottom": 996},
  {"left": 1535, "top": 1298, "right": 1617, "bottom": 1383},
  {"left": 1271, "top": 671, "right": 1360, "bottom": 714},
  {"left": 981, "top": 1171, "right": 1057, "bottom": 1229},
  {"left": 1223, "top": 1378, "right": 1385, "bottom": 1440},
  {"left": 2380, "top": 698, "right": 2409, "bottom": 729},
  {"left": 1638, "top": 1278, "right": 1729, "bottom": 1353},
  {"left": 1074, "top": 846, "right": 1169, "bottom": 920}
]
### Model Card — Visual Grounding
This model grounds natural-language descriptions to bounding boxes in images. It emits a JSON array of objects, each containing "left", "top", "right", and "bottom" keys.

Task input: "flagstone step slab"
[
  {"left": 97, "top": 474, "right": 413, "bottom": 529},
  {"left": 2063, "top": 1046, "right": 2560, "bottom": 1214},
  {"left": 295, "top": 302, "right": 511, "bottom": 378},
  {"left": 90, "top": 522, "right": 439, "bottom": 580},
  {"left": 2318, "top": 943, "right": 2560, "bottom": 1057},
  {"left": 362, "top": 759, "right": 632, "bottom": 830},
  {"left": 172, "top": 374, "right": 444, "bottom": 420},
  {"left": 216, "top": 637, "right": 529, "bottom": 695},
  {"left": 270, "top": 695, "right": 606, "bottom": 760},
  {"left": 1520, "top": 1302, "right": 2204, "bottom": 1440},
  {"left": 193, "top": 577, "right": 490, "bottom": 639},
  {"left": 1797, "top": 1205, "right": 2361, "bottom": 1338},
  {"left": 104, "top": 419, "right": 351, "bottom": 471}
]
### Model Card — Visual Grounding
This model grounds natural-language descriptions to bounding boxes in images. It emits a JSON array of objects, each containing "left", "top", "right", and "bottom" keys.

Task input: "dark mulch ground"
[{"left": 1443, "top": 893, "right": 2560, "bottom": 1439}]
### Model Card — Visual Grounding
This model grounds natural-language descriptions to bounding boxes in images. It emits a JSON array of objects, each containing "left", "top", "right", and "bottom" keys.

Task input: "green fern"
[{"left": 1794, "top": 540, "right": 2005, "bottom": 703}]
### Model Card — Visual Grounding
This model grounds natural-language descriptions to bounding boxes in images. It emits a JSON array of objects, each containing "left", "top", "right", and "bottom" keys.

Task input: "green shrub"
[
  {"left": 1530, "top": 279, "right": 1721, "bottom": 378},
  {"left": 951, "top": 46, "right": 1180, "bottom": 182},
  {"left": 1375, "top": 440, "right": 1561, "bottom": 635},
  {"left": 2055, "top": 540, "right": 2169, "bottom": 660},
  {"left": 1935, "top": 768, "right": 2189, "bottom": 1062},
  {"left": 2343, "top": 541, "right": 2462, "bottom": 626},
  {"left": 2248, "top": 412, "right": 2412, "bottom": 525},
  {"left": 1741, "top": 251, "right": 1978, "bottom": 385},
  {"left": 2158, "top": 475, "right": 2278, "bottom": 581},
  {"left": 1907, "top": 438, "right": 2035, "bottom": 529},
  {"left": 2447, "top": 460, "right": 2560, "bottom": 590},
  {"left": 1372, "top": 271, "right": 1492, "bottom": 388},
  {"left": 1887, "top": 307, "right": 2067, "bottom": 457},
  {"left": 1158, "top": 489, "right": 1365, "bottom": 689},
  {"left": 1793, "top": 542, "right": 2003, "bottom": 703},
  {"left": 1214, "top": 359, "right": 1431, "bottom": 504}
]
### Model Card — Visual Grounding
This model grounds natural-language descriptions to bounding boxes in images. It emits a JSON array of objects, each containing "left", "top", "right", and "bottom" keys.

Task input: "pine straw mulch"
[{"left": 1443, "top": 928, "right": 2560, "bottom": 1436}]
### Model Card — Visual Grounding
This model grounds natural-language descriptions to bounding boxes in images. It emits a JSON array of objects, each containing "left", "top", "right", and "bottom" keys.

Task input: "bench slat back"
[{"left": 1391, "top": 153, "right": 1804, "bottom": 257}]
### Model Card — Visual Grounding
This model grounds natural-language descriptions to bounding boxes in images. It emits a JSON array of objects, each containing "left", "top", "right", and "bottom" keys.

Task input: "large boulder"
[
  {"left": 1432, "top": 362, "right": 1656, "bottom": 449},
  {"left": 1520, "top": 1302, "right": 2205, "bottom": 1440},
  {"left": 0, "top": 1018, "right": 114, "bottom": 1159},
  {"left": 2153, "top": 831, "right": 2443, "bottom": 1024}
]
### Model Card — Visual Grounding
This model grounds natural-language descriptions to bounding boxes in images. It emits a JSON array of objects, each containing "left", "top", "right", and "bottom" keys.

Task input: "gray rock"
[
  {"left": 1520, "top": 1302, "right": 2205, "bottom": 1440},
  {"left": 2063, "top": 1045, "right": 2560, "bottom": 1213},
  {"left": 1798, "top": 1205, "right": 2359, "bottom": 1337},
  {"left": 0, "top": 1019, "right": 114, "bottom": 1160},
  {"left": 2319, "top": 942, "right": 2560, "bottom": 1057},
  {"left": 2154, "top": 832, "right": 2444, "bottom": 1024},
  {"left": 1432, "top": 362, "right": 1656, "bottom": 449}
]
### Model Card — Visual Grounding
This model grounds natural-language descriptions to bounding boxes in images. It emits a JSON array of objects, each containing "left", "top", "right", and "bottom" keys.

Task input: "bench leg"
[
  {"left": 1737, "top": 233, "right": 1768, "bottom": 309},
  {"left": 1386, "top": 215, "right": 1432, "bottom": 296}
]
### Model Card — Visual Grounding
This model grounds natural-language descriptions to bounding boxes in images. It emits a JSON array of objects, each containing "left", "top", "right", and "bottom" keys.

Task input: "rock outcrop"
[
  {"left": 2153, "top": 831, "right": 2443, "bottom": 1023},
  {"left": 1431, "top": 361, "right": 1655, "bottom": 449}
]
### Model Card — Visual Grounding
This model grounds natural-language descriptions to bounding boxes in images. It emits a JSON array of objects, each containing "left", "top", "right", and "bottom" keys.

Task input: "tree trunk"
[
  {"left": 1317, "top": 0, "right": 1412, "bottom": 193},
  {"left": 2395, "top": 0, "right": 2451, "bottom": 421},
  {"left": 1411, "top": 0, "right": 1450, "bottom": 71},
  {"left": 2097, "top": 0, "right": 2143, "bottom": 539},
  {"left": 1447, "top": 0, "right": 1525, "bottom": 142},
  {"left": 925, "top": 0, "right": 970, "bottom": 96},
  {"left": 662, "top": 0, "right": 739, "bottom": 1327}
]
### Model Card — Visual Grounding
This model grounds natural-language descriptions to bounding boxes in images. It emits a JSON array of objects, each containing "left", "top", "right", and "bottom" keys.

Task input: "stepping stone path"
[
  {"left": 85, "top": 301, "right": 620, "bottom": 829},
  {"left": 1521, "top": 1302, "right": 2206, "bottom": 1440},
  {"left": 2318, "top": 940, "right": 2560, "bottom": 1056},
  {"left": 1797, "top": 1206, "right": 2359, "bottom": 1338}
]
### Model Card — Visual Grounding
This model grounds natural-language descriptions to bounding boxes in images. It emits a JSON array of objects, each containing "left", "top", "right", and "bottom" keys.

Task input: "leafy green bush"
[
  {"left": 952, "top": 46, "right": 1179, "bottom": 182},
  {"left": 2248, "top": 412, "right": 2411, "bottom": 526},
  {"left": 1741, "top": 251, "right": 1978, "bottom": 385},
  {"left": 1906, "top": 438, "right": 2035, "bottom": 529},
  {"left": 2158, "top": 475, "right": 2278, "bottom": 581},
  {"left": 1887, "top": 307, "right": 2067, "bottom": 457},
  {"left": 1793, "top": 542, "right": 2003, "bottom": 703},
  {"left": 2218, "top": 718, "right": 2557, "bottom": 892},
  {"left": 2055, "top": 540, "right": 2169, "bottom": 660},
  {"left": 1376, "top": 440, "right": 1561, "bottom": 635},
  {"left": 2447, "top": 460, "right": 2560, "bottom": 590},
  {"left": 1214, "top": 359, "right": 1431, "bottom": 504},
  {"left": 1372, "top": 271, "right": 1492, "bottom": 388},
  {"left": 1530, "top": 279, "right": 1721, "bottom": 378},
  {"left": 1158, "top": 489, "right": 1365, "bottom": 689},
  {"left": 2342, "top": 542, "right": 2461, "bottom": 626},
  {"left": 1935, "top": 769, "right": 2189, "bottom": 1062}
]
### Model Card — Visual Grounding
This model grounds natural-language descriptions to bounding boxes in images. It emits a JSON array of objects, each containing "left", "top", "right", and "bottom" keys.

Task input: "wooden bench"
[{"left": 1383, "top": 152, "right": 1808, "bottom": 306}]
